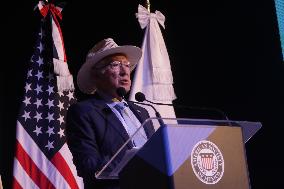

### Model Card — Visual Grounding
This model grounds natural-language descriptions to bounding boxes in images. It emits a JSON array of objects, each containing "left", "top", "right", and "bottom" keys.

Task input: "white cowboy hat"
[{"left": 77, "top": 38, "right": 142, "bottom": 94}]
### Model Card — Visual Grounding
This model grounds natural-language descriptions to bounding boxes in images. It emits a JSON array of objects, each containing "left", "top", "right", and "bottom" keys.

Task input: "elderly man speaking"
[{"left": 66, "top": 38, "right": 154, "bottom": 189}]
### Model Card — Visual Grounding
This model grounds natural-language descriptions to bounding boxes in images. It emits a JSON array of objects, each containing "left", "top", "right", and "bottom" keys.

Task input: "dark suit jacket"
[{"left": 66, "top": 94, "right": 155, "bottom": 189}]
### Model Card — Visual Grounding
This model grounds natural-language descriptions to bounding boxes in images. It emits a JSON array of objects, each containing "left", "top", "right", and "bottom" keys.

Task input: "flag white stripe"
[
  {"left": 16, "top": 121, "right": 71, "bottom": 189},
  {"left": 59, "top": 144, "right": 84, "bottom": 188},
  {"left": 13, "top": 159, "right": 40, "bottom": 189}
]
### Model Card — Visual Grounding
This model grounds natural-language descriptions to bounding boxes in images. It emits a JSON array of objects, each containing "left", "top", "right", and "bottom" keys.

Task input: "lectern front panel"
[{"left": 168, "top": 125, "right": 249, "bottom": 189}]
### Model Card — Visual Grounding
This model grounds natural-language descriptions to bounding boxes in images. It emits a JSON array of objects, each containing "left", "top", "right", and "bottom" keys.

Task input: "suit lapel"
[
  {"left": 127, "top": 102, "right": 144, "bottom": 123},
  {"left": 89, "top": 96, "right": 131, "bottom": 145},
  {"left": 128, "top": 102, "right": 155, "bottom": 138},
  {"left": 105, "top": 108, "right": 130, "bottom": 142}
]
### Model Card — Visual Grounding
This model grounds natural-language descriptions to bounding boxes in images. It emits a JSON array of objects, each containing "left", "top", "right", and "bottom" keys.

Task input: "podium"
[{"left": 95, "top": 118, "right": 261, "bottom": 189}]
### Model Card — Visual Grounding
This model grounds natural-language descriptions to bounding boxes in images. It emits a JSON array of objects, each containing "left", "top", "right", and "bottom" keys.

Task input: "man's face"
[{"left": 94, "top": 54, "right": 132, "bottom": 98}]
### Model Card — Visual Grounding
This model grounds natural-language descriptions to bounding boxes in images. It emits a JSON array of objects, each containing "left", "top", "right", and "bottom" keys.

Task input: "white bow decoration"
[{"left": 136, "top": 4, "right": 165, "bottom": 29}]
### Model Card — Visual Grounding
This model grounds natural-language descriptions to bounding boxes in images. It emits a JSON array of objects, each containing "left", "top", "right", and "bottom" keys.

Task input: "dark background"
[{"left": 1, "top": 0, "right": 284, "bottom": 188}]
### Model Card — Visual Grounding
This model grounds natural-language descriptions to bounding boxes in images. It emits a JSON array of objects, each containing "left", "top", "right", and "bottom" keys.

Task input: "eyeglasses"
[
  {"left": 107, "top": 61, "right": 131, "bottom": 70},
  {"left": 93, "top": 60, "right": 131, "bottom": 71}
]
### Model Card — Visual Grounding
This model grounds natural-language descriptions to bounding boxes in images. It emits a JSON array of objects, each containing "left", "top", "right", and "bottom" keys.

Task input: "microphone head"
[
  {"left": 135, "top": 92, "right": 146, "bottom": 102},
  {"left": 116, "top": 87, "right": 127, "bottom": 98}
]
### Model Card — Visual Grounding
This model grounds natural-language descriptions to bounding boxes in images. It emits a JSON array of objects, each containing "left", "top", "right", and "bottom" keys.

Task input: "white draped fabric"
[{"left": 130, "top": 4, "right": 177, "bottom": 129}]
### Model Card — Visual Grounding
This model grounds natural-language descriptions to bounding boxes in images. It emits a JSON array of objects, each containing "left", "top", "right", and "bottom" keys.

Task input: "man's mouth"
[{"left": 120, "top": 79, "right": 129, "bottom": 85}]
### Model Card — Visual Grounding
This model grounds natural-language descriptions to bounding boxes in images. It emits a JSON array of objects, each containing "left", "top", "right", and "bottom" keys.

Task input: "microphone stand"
[
  {"left": 135, "top": 91, "right": 231, "bottom": 125},
  {"left": 128, "top": 100, "right": 166, "bottom": 127}
]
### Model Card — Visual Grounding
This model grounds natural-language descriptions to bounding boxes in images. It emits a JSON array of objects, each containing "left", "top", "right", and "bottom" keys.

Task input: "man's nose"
[{"left": 119, "top": 65, "right": 130, "bottom": 75}]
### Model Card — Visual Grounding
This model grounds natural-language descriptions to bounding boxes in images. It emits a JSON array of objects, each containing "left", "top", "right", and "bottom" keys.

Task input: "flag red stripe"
[
  {"left": 15, "top": 140, "right": 56, "bottom": 189},
  {"left": 12, "top": 177, "right": 23, "bottom": 189},
  {"left": 51, "top": 152, "right": 79, "bottom": 189}
]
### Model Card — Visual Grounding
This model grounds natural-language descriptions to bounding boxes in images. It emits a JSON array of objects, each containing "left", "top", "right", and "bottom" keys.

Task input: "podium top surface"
[{"left": 165, "top": 117, "right": 262, "bottom": 143}]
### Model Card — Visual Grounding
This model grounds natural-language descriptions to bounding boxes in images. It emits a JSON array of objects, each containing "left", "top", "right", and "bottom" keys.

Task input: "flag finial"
[{"left": 146, "top": 0, "right": 150, "bottom": 12}]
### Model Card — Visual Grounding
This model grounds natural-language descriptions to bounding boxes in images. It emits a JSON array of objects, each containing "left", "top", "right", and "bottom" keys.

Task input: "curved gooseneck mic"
[
  {"left": 116, "top": 87, "right": 165, "bottom": 126},
  {"left": 134, "top": 92, "right": 146, "bottom": 102},
  {"left": 116, "top": 87, "right": 162, "bottom": 119},
  {"left": 135, "top": 92, "right": 173, "bottom": 106},
  {"left": 135, "top": 91, "right": 230, "bottom": 122}
]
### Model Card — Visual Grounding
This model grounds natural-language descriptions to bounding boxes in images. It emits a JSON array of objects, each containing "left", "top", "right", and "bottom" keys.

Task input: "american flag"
[{"left": 12, "top": 1, "right": 83, "bottom": 188}]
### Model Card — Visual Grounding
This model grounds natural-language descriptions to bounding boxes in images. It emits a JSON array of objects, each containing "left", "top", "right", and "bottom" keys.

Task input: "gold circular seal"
[{"left": 191, "top": 140, "right": 224, "bottom": 184}]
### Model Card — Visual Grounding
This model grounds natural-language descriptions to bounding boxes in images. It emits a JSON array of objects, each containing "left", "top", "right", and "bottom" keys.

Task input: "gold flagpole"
[{"left": 146, "top": 0, "right": 151, "bottom": 12}]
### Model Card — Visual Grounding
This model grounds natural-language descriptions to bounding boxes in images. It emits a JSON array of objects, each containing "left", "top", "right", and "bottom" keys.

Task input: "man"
[{"left": 66, "top": 38, "right": 155, "bottom": 189}]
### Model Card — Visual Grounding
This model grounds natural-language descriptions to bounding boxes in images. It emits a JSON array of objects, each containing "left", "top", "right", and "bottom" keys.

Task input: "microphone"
[
  {"left": 134, "top": 92, "right": 145, "bottom": 102},
  {"left": 116, "top": 87, "right": 165, "bottom": 126},
  {"left": 116, "top": 87, "right": 127, "bottom": 98},
  {"left": 135, "top": 91, "right": 231, "bottom": 122},
  {"left": 135, "top": 92, "right": 173, "bottom": 106}
]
